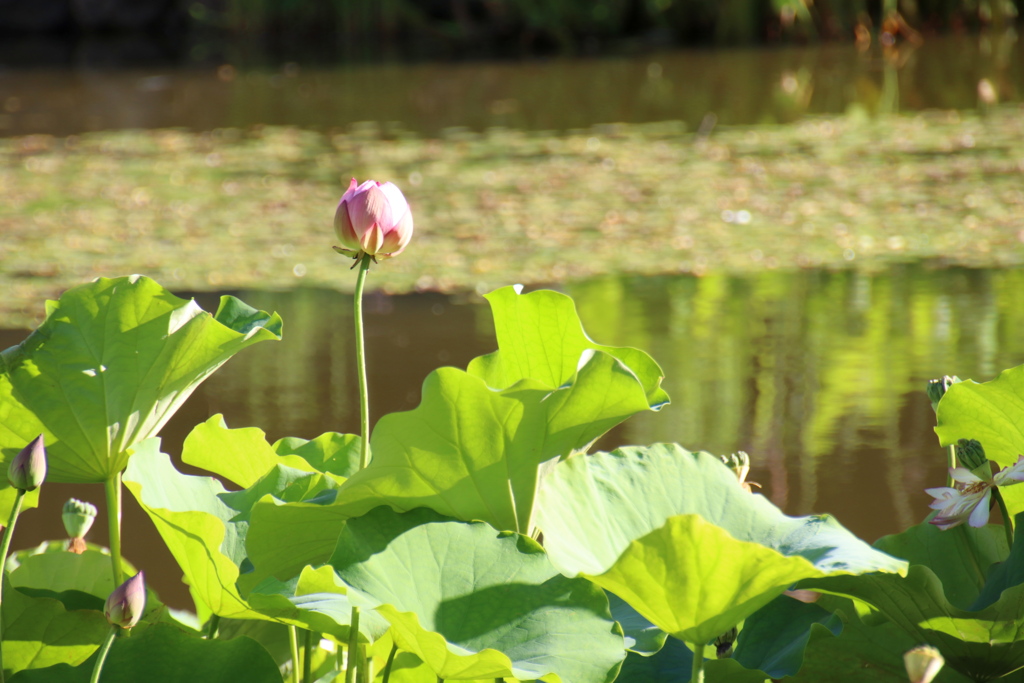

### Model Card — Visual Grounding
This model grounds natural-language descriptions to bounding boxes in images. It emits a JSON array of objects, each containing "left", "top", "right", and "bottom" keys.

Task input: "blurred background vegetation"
[{"left": 0, "top": 0, "right": 1021, "bottom": 64}]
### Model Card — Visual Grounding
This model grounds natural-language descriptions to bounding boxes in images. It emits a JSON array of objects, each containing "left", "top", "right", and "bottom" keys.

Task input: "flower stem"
[
  {"left": 946, "top": 444, "right": 957, "bottom": 487},
  {"left": 0, "top": 489, "right": 27, "bottom": 683},
  {"left": 994, "top": 487, "right": 1015, "bottom": 549},
  {"left": 289, "top": 626, "right": 300, "bottom": 683},
  {"left": 381, "top": 644, "right": 398, "bottom": 683},
  {"left": 89, "top": 626, "right": 118, "bottom": 683},
  {"left": 104, "top": 474, "right": 124, "bottom": 586},
  {"left": 353, "top": 253, "right": 373, "bottom": 470},
  {"left": 345, "top": 607, "right": 361, "bottom": 683},
  {"left": 303, "top": 628, "right": 313, "bottom": 683},
  {"left": 691, "top": 641, "right": 705, "bottom": 683}
]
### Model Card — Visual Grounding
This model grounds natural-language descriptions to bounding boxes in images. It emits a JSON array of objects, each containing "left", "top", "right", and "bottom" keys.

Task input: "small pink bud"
[
  {"left": 105, "top": 572, "right": 146, "bottom": 629},
  {"left": 333, "top": 178, "right": 413, "bottom": 260},
  {"left": 8, "top": 435, "right": 47, "bottom": 491}
]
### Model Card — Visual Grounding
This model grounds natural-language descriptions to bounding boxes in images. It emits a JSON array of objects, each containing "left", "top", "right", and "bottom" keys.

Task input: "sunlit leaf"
[
  {"left": 0, "top": 575, "right": 108, "bottom": 675},
  {"left": 0, "top": 276, "right": 282, "bottom": 483},
  {"left": 329, "top": 507, "right": 626, "bottom": 683},
  {"left": 535, "top": 444, "right": 907, "bottom": 645}
]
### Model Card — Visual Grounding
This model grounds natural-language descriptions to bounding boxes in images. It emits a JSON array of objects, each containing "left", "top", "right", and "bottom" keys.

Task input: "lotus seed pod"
[
  {"left": 926, "top": 375, "right": 961, "bottom": 412},
  {"left": 8, "top": 434, "right": 47, "bottom": 491},
  {"left": 62, "top": 498, "right": 97, "bottom": 539},
  {"left": 955, "top": 439, "right": 988, "bottom": 473},
  {"left": 105, "top": 572, "right": 146, "bottom": 629},
  {"left": 904, "top": 645, "right": 944, "bottom": 683}
]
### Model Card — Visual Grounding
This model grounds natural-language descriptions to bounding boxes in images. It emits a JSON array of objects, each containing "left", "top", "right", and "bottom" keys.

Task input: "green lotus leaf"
[
  {"left": 245, "top": 565, "right": 389, "bottom": 642},
  {"left": 468, "top": 285, "right": 670, "bottom": 408},
  {"left": 8, "top": 622, "right": 281, "bottom": 683},
  {"left": 122, "top": 438, "right": 261, "bottom": 619},
  {"left": 0, "top": 275, "right": 282, "bottom": 484},
  {"left": 785, "top": 598, "right": 971, "bottom": 683},
  {"left": 0, "top": 575, "right": 109, "bottom": 676},
  {"left": 329, "top": 507, "right": 626, "bottom": 683},
  {"left": 273, "top": 432, "right": 361, "bottom": 480},
  {"left": 535, "top": 444, "right": 906, "bottom": 645},
  {"left": 607, "top": 592, "right": 668, "bottom": 656},
  {"left": 617, "top": 640, "right": 772, "bottom": 683},
  {"left": 9, "top": 546, "right": 119, "bottom": 602},
  {"left": 732, "top": 594, "right": 843, "bottom": 679},
  {"left": 0, "top": 378, "right": 42, "bottom": 516},
  {"left": 800, "top": 515, "right": 1024, "bottom": 681}
]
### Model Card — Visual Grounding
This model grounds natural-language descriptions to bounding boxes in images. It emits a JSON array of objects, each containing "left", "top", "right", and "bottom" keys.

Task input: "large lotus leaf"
[
  {"left": 1, "top": 575, "right": 109, "bottom": 676},
  {"left": 608, "top": 592, "right": 668, "bottom": 656},
  {"left": 785, "top": 598, "right": 971, "bottom": 683},
  {"left": 873, "top": 518, "right": 1008, "bottom": 610},
  {"left": 8, "top": 622, "right": 281, "bottom": 683},
  {"left": 9, "top": 547, "right": 119, "bottom": 601},
  {"left": 122, "top": 438, "right": 260, "bottom": 619},
  {"left": 535, "top": 445, "right": 907, "bottom": 645},
  {"left": 467, "top": 285, "right": 670, "bottom": 408},
  {"left": 182, "top": 415, "right": 358, "bottom": 489},
  {"left": 732, "top": 594, "right": 843, "bottom": 679},
  {"left": 934, "top": 365, "right": 1024, "bottom": 518},
  {"left": 0, "top": 276, "right": 282, "bottom": 483},
  {"left": 972, "top": 514, "right": 1024, "bottom": 611},
  {"left": 617, "top": 641, "right": 771, "bottom": 683},
  {"left": 328, "top": 507, "right": 626, "bottom": 683},
  {"left": 245, "top": 564, "right": 389, "bottom": 642},
  {"left": 801, "top": 566, "right": 1024, "bottom": 680}
]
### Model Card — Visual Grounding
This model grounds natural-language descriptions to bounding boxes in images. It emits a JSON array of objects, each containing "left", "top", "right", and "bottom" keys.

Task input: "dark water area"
[
  {"left": 9, "top": 263, "right": 1024, "bottom": 609},
  {"left": 1, "top": 33, "right": 1021, "bottom": 138}
]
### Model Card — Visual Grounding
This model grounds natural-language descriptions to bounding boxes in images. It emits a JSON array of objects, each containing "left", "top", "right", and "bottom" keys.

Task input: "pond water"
[
  {"left": 1, "top": 33, "right": 1021, "bottom": 138},
  {"left": 10, "top": 263, "right": 1024, "bottom": 608}
]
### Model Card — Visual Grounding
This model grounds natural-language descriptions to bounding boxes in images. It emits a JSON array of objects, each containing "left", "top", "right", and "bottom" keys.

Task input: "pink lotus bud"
[
  {"left": 333, "top": 178, "right": 413, "bottom": 259},
  {"left": 8, "top": 434, "right": 47, "bottom": 491},
  {"left": 105, "top": 572, "right": 146, "bottom": 629}
]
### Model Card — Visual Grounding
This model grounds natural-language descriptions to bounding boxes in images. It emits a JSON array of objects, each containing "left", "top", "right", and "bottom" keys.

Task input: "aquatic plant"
[{"left": 4, "top": 192, "right": 1024, "bottom": 682}]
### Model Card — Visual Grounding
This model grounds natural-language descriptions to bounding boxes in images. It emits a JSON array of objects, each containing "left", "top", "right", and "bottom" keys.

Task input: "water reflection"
[
  {"left": 11, "top": 264, "right": 1024, "bottom": 607},
  {"left": 1, "top": 33, "right": 1021, "bottom": 138}
]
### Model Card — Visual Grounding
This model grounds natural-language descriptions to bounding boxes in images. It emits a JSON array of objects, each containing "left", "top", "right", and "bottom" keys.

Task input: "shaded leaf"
[
  {"left": 330, "top": 507, "right": 626, "bottom": 683},
  {"left": 732, "top": 594, "right": 843, "bottom": 678}
]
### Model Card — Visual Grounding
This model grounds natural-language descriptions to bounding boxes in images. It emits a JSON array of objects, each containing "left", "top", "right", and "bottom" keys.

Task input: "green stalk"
[
  {"left": 206, "top": 614, "right": 220, "bottom": 640},
  {"left": 303, "top": 629, "right": 313, "bottom": 683},
  {"left": 89, "top": 626, "right": 118, "bottom": 683},
  {"left": 104, "top": 474, "right": 124, "bottom": 586},
  {"left": 289, "top": 626, "right": 300, "bottom": 683},
  {"left": 353, "top": 253, "right": 372, "bottom": 470},
  {"left": 691, "top": 642, "right": 705, "bottom": 683},
  {"left": 0, "top": 489, "right": 27, "bottom": 683},
  {"left": 345, "top": 607, "right": 361, "bottom": 683},
  {"left": 994, "top": 487, "right": 1015, "bottom": 550},
  {"left": 946, "top": 444, "right": 957, "bottom": 487},
  {"left": 381, "top": 644, "right": 398, "bottom": 683}
]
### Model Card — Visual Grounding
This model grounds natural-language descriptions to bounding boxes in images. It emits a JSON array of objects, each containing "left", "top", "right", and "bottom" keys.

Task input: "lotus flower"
[
  {"left": 926, "top": 455, "right": 1024, "bottom": 529},
  {"left": 105, "top": 572, "right": 146, "bottom": 629},
  {"left": 8, "top": 435, "right": 47, "bottom": 491},
  {"left": 333, "top": 178, "right": 413, "bottom": 259}
]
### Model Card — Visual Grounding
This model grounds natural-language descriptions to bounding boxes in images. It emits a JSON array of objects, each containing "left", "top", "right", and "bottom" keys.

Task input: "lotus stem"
[
  {"left": 206, "top": 614, "right": 220, "bottom": 640},
  {"left": 381, "top": 644, "right": 398, "bottom": 683},
  {"left": 994, "top": 487, "right": 1015, "bottom": 549},
  {"left": 353, "top": 253, "right": 372, "bottom": 471},
  {"left": 289, "top": 626, "right": 300, "bottom": 683},
  {"left": 89, "top": 626, "right": 118, "bottom": 683},
  {"left": 0, "top": 488, "right": 27, "bottom": 683},
  {"left": 358, "top": 642, "right": 371, "bottom": 683},
  {"left": 303, "top": 628, "right": 313, "bottom": 683},
  {"left": 691, "top": 641, "right": 705, "bottom": 683},
  {"left": 946, "top": 444, "right": 956, "bottom": 487},
  {"left": 104, "top": 474, "right": 124, "bottom": 586},
  {"left": 345, "top": 607, "right": 361, "bottom": 683}
]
